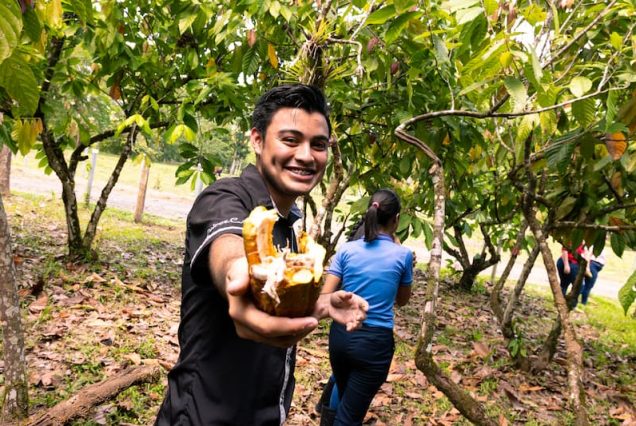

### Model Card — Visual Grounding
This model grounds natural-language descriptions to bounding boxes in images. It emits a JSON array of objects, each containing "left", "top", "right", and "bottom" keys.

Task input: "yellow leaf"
[
  {"left": 11, "top": 118, "right": 42, "bottom": 156},
  {"left": 46, "top": 0, "right": 64, "bottom": 30},
  {"left": 267, "top": 43, "right": 278, "bottom": 69}
]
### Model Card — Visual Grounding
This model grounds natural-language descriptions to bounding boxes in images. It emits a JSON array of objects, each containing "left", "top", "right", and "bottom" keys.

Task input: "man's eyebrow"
[{"left": 277, "top": 129, "right": 329, "bottom": 142}]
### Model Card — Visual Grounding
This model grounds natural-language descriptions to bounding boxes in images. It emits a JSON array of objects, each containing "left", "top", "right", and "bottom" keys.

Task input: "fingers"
[{"left": 227, "top": 291, "right": 318, "bottom": 347}]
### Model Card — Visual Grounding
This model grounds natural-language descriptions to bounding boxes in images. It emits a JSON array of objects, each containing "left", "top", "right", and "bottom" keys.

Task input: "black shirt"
[{"left": 156, "top": 165, "right": 302, "bottom": 426}]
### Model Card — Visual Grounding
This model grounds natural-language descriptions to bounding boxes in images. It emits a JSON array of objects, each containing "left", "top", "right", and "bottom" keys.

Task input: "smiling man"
[{"left": 155, "top": 85, "right": 368, "bottom": 426}]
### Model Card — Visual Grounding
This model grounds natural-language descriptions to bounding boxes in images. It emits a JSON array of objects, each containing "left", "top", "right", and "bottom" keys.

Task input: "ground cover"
[{"left": 1, "top": 193, "right": 634, "bottom": 425}]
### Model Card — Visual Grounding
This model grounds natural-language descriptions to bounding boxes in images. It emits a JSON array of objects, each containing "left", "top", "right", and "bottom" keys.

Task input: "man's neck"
[{"left": 270, "top": 193, "right": 294, "bottom": 217}]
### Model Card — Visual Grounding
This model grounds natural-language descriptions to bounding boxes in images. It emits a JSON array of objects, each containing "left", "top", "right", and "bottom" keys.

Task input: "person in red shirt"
[{"left": 557, "top": 243, "right": 585, "bottom": 298}]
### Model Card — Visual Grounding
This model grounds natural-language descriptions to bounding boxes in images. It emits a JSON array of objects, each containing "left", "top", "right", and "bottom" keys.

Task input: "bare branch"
[{"left": 551, "top": 221, "right": 636, "bottom": 232}]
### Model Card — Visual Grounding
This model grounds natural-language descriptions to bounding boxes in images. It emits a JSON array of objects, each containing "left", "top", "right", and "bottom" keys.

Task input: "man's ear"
[{"left": 250, "top": 128, "right": 263, "bottom": 156}]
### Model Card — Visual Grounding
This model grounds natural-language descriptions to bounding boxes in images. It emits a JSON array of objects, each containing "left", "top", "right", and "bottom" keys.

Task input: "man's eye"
[
  {"left": 312, "top": 141, "right": 328, "bottom": 151},
  {"left": 282, "top": 137, "right": 298, "bottom": 143}
]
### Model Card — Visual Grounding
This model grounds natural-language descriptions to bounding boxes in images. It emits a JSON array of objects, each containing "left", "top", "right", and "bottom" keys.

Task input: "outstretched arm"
[
  {"left": 313, "top": 274, "right": 368, "bottom": 331},
  {"left": 210, "top": 234, "right": 319, "bottom": 348}
]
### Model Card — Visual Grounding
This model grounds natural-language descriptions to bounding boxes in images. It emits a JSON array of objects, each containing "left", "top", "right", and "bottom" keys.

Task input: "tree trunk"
[
  {"left": 34, "top": 37, "right": 85, "bottom": 256},
  {"left": 134, "top": 157, "right": 150, "bottom": 223},
  {"left": 490, "top": 221, "right": 528, "bottom": 322},
  {"left": 82, "top": 127, "right": 137, "bottom": 252},
  {"left": 0, "top": 194, "right": 29, "bottom": 420},
  {"left": 458, "top": 265, "right": 480, "bottom": 290},
  {"left": 533, "top": 318, "right": 562, "bottom": 371},
  {"left": 501, "top": 244, "right": 541, "bottom": 339},
  {"left": 0, "top": 145, "right": 11, "bottom": 196},
  {"left": 414, "top": 164, "right": 498, "bottom": 426},
  {"left": 524, "top": 204, "right": 588, "bottom": 424},
  {"left": 26, "top": 365, "right": 160, "bottom": 426},
  {"left": 396, "top": 125, "right": 498, "bottom": 425}
]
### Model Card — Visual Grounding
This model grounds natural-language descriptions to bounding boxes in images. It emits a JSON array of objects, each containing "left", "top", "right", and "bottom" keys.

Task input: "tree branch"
[{"left": 551, "top": 221, "right": 636, "bottom": 232}]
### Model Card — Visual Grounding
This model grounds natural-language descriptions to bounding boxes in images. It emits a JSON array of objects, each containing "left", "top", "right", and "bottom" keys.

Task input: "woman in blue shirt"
[{"left": 320, "top": 189, "right": 413, "bottom": 425}]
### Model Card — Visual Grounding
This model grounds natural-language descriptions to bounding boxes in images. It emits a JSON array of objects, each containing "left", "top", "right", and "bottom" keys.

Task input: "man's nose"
[{"left": 294, "top": 141, "right": 313, "bottom": 162}]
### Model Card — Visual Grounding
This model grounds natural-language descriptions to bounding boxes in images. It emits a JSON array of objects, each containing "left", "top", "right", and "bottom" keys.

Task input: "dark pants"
[
  {"left": 329, "top": 322, "right": 394, "bottom": 426},
  {"left": 557, "top": 257, "right": 579, "bottom": 297},
  {"left": 581, "top": 261, "right": 603, "bottom": 305}
]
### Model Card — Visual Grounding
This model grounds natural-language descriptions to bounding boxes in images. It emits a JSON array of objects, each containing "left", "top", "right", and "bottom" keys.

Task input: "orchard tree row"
[{"left": 1, "top": 0, "right": 635, "bottom": 424}]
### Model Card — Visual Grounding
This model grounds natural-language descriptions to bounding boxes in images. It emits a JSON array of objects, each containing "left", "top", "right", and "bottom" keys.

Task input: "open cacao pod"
[{"left": 243, "top": 206, "right": 327, "bottom": 317}]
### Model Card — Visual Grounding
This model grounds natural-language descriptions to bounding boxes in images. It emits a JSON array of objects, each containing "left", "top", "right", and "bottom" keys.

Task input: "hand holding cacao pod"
[{"left": 243, "top": 206, "right": 327, "bottom": 317}]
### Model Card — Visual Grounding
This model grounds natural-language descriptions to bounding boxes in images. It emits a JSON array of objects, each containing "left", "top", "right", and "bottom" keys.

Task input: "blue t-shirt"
[{"left": 327, "top": 234, "right": 413, "bottom": 329}]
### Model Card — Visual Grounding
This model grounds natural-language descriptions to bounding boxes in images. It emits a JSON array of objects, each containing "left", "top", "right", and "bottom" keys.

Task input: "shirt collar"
[
  {"left": 376, "top": 233, "right": 394, "bottom": 242},
  {"left": 240, "top": 164, "right": 302, "bottom": 223}
]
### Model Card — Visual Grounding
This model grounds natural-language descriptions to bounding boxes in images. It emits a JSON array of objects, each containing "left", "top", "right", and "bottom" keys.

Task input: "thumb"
[{"left": 226, "top": 257, "right": 250, "bottom": 297}]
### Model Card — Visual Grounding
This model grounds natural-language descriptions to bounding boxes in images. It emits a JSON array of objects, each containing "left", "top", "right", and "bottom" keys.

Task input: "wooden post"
[
  {"left": 195, "top": 163, "right": 203, "bottom": 195},
  {"left": 134, "top": 157, "right": 150, "bottom": 223},
  {"left": 0, "top": 145, "right": 11, "bottom": 196},
  {"left": 84, "top": 149, "right": 98, "bottom": 206}
]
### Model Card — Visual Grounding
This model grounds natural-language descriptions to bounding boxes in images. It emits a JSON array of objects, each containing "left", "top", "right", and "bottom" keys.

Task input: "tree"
[
  {"left": 0, "top": 193, "right": 28, "bottom": 420},
  {"left": 0, "top": 144, "right": 10, "bottom": 196},
  {"left": 0, "top": 0, "right": 242, "bottom": 257}
]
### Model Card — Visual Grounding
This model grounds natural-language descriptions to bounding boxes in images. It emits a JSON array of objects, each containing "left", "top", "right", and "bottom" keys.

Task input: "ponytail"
[
  {"left": 364, "top": 202, "right": 381, "bottom": 242},
  {"left": 363, "top": 189, "right": 401, "bottom": 242}
]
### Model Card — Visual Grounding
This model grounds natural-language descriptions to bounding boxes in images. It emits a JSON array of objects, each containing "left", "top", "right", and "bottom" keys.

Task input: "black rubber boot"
[
  {"left": 314, "top": 377, "right": 335, "bottom": 414},
  {"left": 319, "top": 404, "right": 336, "bottom": 426}
]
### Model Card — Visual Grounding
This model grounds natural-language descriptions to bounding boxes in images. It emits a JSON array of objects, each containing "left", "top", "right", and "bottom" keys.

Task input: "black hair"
[
  {"left": 251, "top": 84, "right": 331, "bottom": 137},
  {"left": 364, "top": 188, "right": 401, "bottom": 242}
]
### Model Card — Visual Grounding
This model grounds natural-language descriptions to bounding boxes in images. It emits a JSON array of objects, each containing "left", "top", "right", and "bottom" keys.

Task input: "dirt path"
[
  {"left": 11, "top": 161, "right": 194, "bottom": 220},
  {"left": 10, "top": 163, "right": 626, "bottom": 301}
]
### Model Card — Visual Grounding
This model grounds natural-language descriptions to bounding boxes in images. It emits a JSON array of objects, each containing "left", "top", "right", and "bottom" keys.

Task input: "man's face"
[{"left": 252, "top": 107, "right": 329, "bottom": 208}]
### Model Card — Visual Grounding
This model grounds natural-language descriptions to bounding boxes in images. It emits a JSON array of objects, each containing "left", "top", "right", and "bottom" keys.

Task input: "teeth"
[{"left": 288, "top": 168, "right": 313, "bottom": 176}]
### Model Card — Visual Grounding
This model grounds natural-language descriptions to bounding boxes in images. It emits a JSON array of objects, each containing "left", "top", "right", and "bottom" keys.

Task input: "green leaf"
[
  {"left": 571, "top": 98, "right": 596, "bottom": 128},
  {"left": 178, "top": 12, "right": 198, "bottom": 34},
  {"left": 0, "top": 0, "right": 22, "bottom": 65},
  {"left": 555, "top": 196, "right": 576, "bottom": 220},
  {"left": 366, "top": 5, "right": 396, "bottom": 25},
  {"left": 399, "top": 156, "right": 411, "bottom": 175},
  {"left": 349, "top": 196, "right": 370, "bottom": 215},
  {"left": 394, "top": 0, "right": 417, "bottom": 13},
  {"left": 593, "top": 155, "right": 612, "bottom": 172},
  {"left": 22, "top": 8, "right": 42, "bottom": 42},
  {"left": 422, "top": 221, "right": 433, "bottom": 250},
  {"left": 592, "top": 231, "right": 606, "bottom": 256},
  {"left": 578, "top": 133, "right": 599, "bottom": 159},
  {"left": 385, "top": 12, "right": 422, "bottom": 44},
  {"left": 504, "top": 77, "right": 527, "bottom": 113},
  {"left": 483, "top": 0, "right": 497, "bottom": 16},
  {"left": 280, "top": 5, "right": 292, "bottom": 22},
  {"left": 442, "top": 0, "right": 480, "bottom": 13},
  {"left": 0, "top": 119, "right": 15, "bottom": 150},
  {"left": 610, "top": 233, "right": 625, "bottom": 257},
  {"left": 0, "top": 53, "right": 40, "bottom": 116},
  {"left": 456, "top": 6, "right": 484, "bottom": 25},
  {"left": 397, "top": 213, "right": 411, "bottom": 233},
  {"left": 539, "top": 111, "right": 557, "bottom": 137},
  {"left": 242, "top": 47, "right": 259, "bottom": 76},
  {"left": 618, "top": 270, "right": 636, "bottom": 315},
  {"left": 520, "top": 3, "right": 547, "bottom": 26},
  {"left": 67, "top": 0, "right": 94, "bottom": 24},
  {"left": 610, "top": 32, "right": 622, "bottom": 50},
  {"left": 569, "top": 76, "right": 592, "bottom": 98},
  {"left": 269, "top": 0, "right": 281, "bottom": 18},
  {"left": 433, "top": 36, "right": 450, "bottom": 64},
  {"left": 515, "top": 114, "right": 537, "bottom": 145}
]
